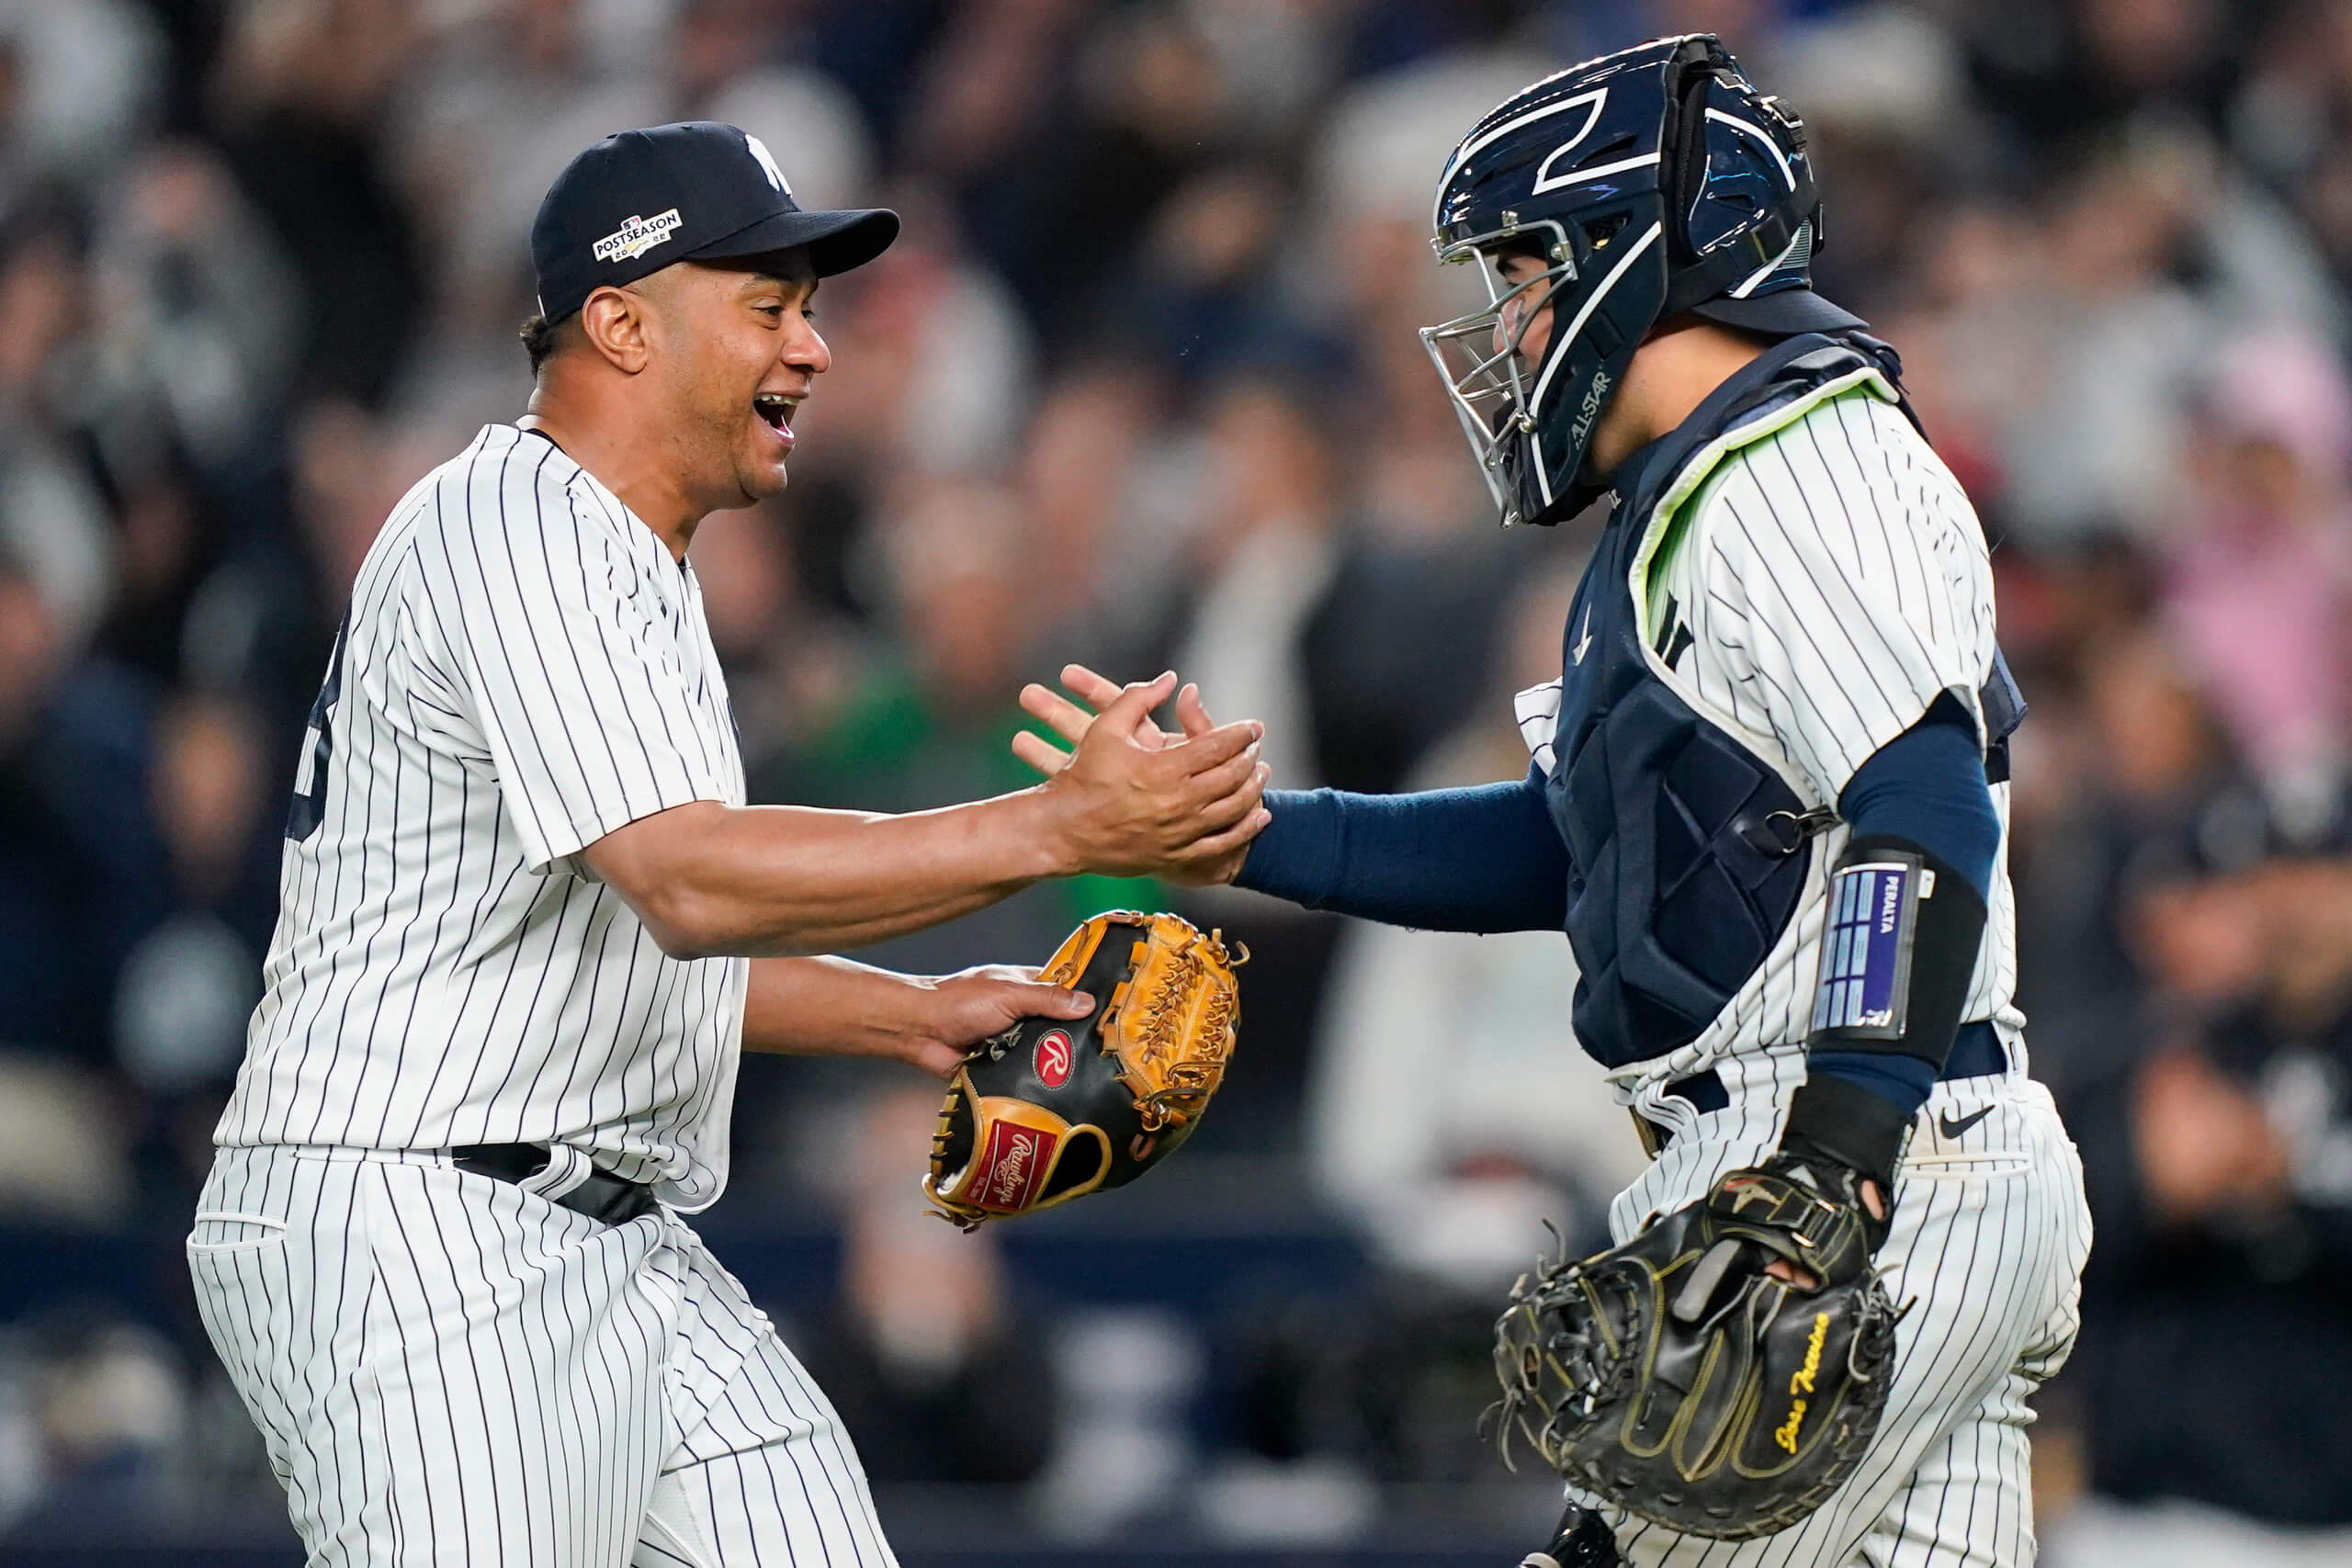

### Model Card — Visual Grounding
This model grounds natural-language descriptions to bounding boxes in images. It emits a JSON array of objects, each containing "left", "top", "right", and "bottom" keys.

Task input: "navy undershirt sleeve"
[
  {"left": 1834, "top": 698, "right": 2000, "bottom": 900},
  {"left": 1806, "top": 699, "right": 2001, "bottom": 1118},
  {"left": 1232, "top": 762, "right": 1568, "bottom": 933},
  {"left": 1231, "top": 702, "right": 1996, "bottom": 1119}
]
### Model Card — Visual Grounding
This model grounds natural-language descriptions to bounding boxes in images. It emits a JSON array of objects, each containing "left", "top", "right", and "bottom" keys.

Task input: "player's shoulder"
[
  {"left": 416, "top": 424, "right": 584, "bottom": 523},
  {"left": 1736, "top": 380, "right": 1919, "bottom": 484},
  {"left": 1707, "top": 383, "right": 1980, "bottom": 545},
  {"left": 406, "top": 425, "right": 644, "bottom": 564}
]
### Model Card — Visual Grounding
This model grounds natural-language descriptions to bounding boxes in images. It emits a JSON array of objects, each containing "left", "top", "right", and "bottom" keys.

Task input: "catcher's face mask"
[
  {"left": 1422, "top": 33, "right": 1820, "bottom": 526},
  {"left": 1419, "top": 220, "right": 1602, "bottom": 525}
]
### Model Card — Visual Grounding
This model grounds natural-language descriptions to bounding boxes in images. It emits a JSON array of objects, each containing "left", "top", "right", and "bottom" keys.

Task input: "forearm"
[
  {"left": 741, "top": 953, "right": 1095, "bottom": 1081},
  {"left": 1800, "top": 704, "right": 2000, "bottom": 1118},
  {"left": 741, "top": 954, "right": 944, "bottom": 1057},
  {"left": 1782, "top": 702, "right": 1999, "bottom": 1192},
  {"left": 1234, "top": 766, "right": 1568, "bottom": 932},
  {"left": 607, "top": 792, "right": 1070, "bottom": 958}
]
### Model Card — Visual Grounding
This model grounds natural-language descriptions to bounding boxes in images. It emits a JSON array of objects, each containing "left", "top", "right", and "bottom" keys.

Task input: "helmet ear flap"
[{"left": 1663, "top": 52, "right": 1726, "bottom": 267}]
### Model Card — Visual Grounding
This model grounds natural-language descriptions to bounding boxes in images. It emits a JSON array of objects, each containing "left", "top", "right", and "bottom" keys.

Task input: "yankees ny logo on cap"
[{"left": 531, "top": 121, "right": 897, "bottom": 324}]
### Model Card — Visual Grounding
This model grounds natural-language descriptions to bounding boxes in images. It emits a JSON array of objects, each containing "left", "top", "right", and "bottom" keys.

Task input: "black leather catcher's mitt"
[
  {"left": 922, "top": 911, "right": 1242, "bottom": 1229},
  {"left": 1490, "top": 1163, "right": 1902, "bottom": 1541}
]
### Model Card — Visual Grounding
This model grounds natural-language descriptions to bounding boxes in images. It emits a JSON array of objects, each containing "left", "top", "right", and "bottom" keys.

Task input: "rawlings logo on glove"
[{"left": 922, "top": 911, "right": 1243, "bottom": 1229}]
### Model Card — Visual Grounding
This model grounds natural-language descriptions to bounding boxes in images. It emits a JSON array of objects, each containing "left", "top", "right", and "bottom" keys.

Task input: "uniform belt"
[
  {"left": 1640, "top": 1021, "right": 2007, "bottom": 1153},
  {"left": 450, "top": 1143, "right": 660, "bottom": 1225}
]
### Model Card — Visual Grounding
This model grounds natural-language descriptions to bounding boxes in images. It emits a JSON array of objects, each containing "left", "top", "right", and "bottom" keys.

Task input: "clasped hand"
[{"left": 1020, "top": 666, "right": 1269, "bottom": 886}]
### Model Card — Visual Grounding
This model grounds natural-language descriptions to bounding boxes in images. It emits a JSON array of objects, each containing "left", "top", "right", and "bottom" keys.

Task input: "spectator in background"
[
  {"left": 0, "top": 1313, "right": 187, "bottom": 1540},
  {"left": 1171, "top": 372, "right": 1343, "bottom": 797},
  {"left": 113, "top": 694, "right": 276, "bottom": 1200},
  {"left": 1998, "top": 138, "right": 2212, "bottom": 548},
  {"left": 763, "top": 476, "right": 1122, "bottom": 981},
  {"left": 910, "top": 2, "right": 1233, "bottom": 348},
  {"left": 675, "top": 0, "right": 876, "bottom": 218},
  {"left": 1110, "top": 161, "right": 1325, "bottom": 384},
  {"left": 786, "top": 182, "right": 1036, "bottom": 481},
  {"left": 1163, "top": 372, "right": 1350, "bottom": 1146},
  {"left": 1021, "top": 362, "right": 1184, "bottom": 682},
  {"left": 0, "top": 217, "right": 115, "bottom": 656},
  {"left": 2011, "top": 626, "right": 2244, "bottom": 1097},
  {"left": 2163, "top": 330, "right": 2352, "bottom": 833},
  {"left": 85, "top": 142, "right": 300, "bottom": 479},
  {"left": 0, "top": 0, "right": 164, "bottom": 204},
  {"left": 208, "top": 0, "right": 427, "bottom": 408},
  {"left": 0, "top": 559, "right": 143, "bottom": 1224},
  {"left": 1306, "top": 563, "right": 1645, "bottom": 1285},
  {"left": 88, "top": 457, "right": 212, "bottom": 691},
  {"left": 687, "top": 491, "right": 848, "bottom": 787},
  {"left": 0, "top": 558, "right": 164, "bottom": 1069},
  {"left": 1163, "top": 364, "right": 1513, "bottom": 799},
  {"left": 2053, "top": 794, "right": 2352, "bottom": 1565},
  {"left": 793, "top": 1084, "right": 1056, "bottom": 1487}
]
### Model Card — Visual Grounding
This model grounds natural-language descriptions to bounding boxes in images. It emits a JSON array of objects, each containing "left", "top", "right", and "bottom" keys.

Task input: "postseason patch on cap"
[{"left": 593, "top": 209, "right": 684, "bottom": 265}]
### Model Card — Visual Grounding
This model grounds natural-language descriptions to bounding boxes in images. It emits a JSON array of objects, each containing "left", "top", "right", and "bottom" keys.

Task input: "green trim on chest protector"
[
  {"left": 1637, "top": 371, "right": 1897, "bottom": 638},
  {"left": 1541, "top": 336, "right": 1904, "bottom": 1069}
]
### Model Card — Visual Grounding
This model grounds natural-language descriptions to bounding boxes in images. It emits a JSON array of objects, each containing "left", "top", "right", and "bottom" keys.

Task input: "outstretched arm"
[
  {"left": 1018, "top": 666, "right": 1568, "bottom": 934},
  {"left": 741, "top": 954, "right": 1097, "bottom": 1078},
  {"left": 1234, "top": 773, "right": 1566, "bottom": 931},
  {"left": 586, "top": 674, "right": 1270, "bottom": 958}
]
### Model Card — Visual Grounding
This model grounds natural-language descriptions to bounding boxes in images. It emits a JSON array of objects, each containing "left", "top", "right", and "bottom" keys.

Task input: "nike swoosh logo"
[
  {"left": 1937, "top": 1105, "right": 1996, "bottom": 1139},
  {"left": 1572, "top": 606, "right": 1593, "bottom": 665}
]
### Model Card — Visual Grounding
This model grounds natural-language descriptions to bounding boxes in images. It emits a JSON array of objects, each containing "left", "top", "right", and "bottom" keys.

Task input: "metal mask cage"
[{"left": 1418, "top": 217, "right": 1577, "bottom": 525}]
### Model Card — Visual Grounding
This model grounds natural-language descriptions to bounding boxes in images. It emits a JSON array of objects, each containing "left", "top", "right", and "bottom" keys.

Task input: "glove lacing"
[{"left": 1132, "top": 930, "right": 1244, "bottom": 1131}]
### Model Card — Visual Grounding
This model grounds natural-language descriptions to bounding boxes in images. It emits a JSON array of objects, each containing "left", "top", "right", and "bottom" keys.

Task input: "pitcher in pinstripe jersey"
[
  {"left": 190, "top": 123, "right": 1272, "bottom": 1568},
  {"left": 1019, "top": 37, "right": 2090, "bottom": 1568}
]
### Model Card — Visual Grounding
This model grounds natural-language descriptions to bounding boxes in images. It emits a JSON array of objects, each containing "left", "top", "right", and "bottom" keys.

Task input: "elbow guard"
[{"left": 1783, "top": 833, "right": 1989, "bottom": 1189}]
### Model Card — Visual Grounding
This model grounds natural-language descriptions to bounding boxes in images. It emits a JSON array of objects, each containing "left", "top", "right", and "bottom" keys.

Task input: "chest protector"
[{"left": 1544, "top": 334, "right": 2018, "bottom": 1068}]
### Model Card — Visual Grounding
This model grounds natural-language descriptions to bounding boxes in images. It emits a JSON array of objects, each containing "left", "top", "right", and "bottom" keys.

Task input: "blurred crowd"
[{"left": 4, "top": 0, "right": 2352, "bottom": 1559}]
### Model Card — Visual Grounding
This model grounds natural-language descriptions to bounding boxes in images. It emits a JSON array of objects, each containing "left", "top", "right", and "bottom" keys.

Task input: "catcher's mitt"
[
  {"left": 1489, "top": 1164, "right": 1902, "bottom": 1541},
  {"left": 922, "top": 910, "right": 1243, "bottom": 1229}
]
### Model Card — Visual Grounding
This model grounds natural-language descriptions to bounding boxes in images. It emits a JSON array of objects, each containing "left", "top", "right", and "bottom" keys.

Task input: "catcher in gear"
[
  {"left": 1019, "top": 32, "right": 2089, "bottom": 1568},
  {"left": 923, "top": 910, "right": 1243, "bottom": 1227}
]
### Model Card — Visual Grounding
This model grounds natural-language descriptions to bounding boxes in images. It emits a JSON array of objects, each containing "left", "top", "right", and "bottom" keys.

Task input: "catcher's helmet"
[{"left": 1422, "top": 34, "right": 1853, "bottom": 526}]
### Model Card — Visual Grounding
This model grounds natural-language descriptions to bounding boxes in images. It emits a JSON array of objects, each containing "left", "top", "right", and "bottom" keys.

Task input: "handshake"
[{"left": 1012, "top": 663, "right": 1265, "bottom": 887}]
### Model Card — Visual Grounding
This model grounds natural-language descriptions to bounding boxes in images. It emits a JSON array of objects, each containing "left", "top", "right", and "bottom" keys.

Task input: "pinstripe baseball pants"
[
  {"left": 1594, "top": 1054, "right": 2093, "bottom": 1568},
  {"left": 188, "top": 1145, "right": 897, "bottom": 1567}
]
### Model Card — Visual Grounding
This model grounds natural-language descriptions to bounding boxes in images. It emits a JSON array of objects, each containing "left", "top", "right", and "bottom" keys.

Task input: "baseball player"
[
  {"left": 1023, "top": 37, "right": 2091, "bottom": 1568},
  {"left": 187, "top": 121, "right": 1269, "bottom": 1568}
]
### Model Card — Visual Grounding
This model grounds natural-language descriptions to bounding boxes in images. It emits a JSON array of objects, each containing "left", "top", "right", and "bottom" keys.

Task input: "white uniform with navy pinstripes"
[
  {"left": 1518, "top": 376, "right": 2093, "bottom": 1567},
  {"left": 192, "top": 424, "right": 897, "bottom": 1566}
]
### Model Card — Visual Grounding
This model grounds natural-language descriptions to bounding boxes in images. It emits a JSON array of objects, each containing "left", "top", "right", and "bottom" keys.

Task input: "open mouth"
[{"left": 752, "top": 392, "right": 795, "bottom": 445}]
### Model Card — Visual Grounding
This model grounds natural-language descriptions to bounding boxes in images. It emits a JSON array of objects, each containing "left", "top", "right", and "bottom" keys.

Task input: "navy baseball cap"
[{"left": 530, "top": 120, "right": 899, "bottom": 323}]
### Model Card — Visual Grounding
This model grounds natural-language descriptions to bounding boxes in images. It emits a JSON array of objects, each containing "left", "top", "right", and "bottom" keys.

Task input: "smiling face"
[{"left": 629, "top": 251, "right": 829, "bottom": 513}]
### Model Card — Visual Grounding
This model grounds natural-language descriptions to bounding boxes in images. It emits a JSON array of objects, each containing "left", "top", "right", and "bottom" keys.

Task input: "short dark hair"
[{"left": 519, "top": 310, "right": 575, "bottom": 374}]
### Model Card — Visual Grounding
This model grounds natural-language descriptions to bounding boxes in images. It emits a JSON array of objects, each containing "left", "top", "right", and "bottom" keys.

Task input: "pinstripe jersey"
[
  {"left": 1518, "top": 368, "right": 2021, "bottom": 1088},
  {"left": 216, "top": 423, "right": 749, "bottom": 1209},
  {"left": 1513, "top": 363, "right": 2086, "bottom": 1568}
]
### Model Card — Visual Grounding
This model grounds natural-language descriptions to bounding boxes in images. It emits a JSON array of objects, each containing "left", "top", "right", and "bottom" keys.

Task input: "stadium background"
[{"left": 4, "top": 0, "right": 2351, "bottom": 1563}]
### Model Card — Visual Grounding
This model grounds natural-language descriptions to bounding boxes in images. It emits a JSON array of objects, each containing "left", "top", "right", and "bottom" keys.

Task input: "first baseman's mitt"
[
  {"left": 922, "top": 911, "right": 1243, "bottom": 1229},
  {"left": 1490, "top": 1163, "right": 1902, "bottom": 1540}
]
